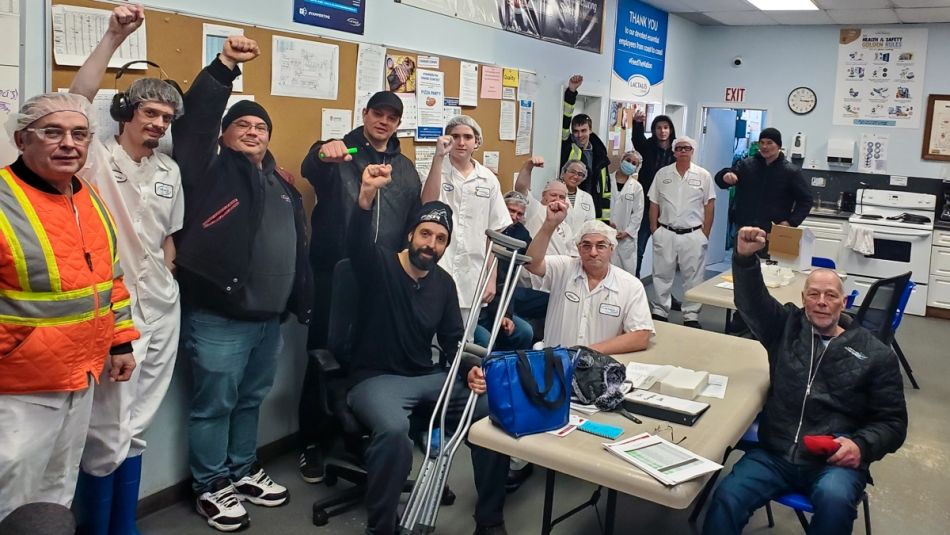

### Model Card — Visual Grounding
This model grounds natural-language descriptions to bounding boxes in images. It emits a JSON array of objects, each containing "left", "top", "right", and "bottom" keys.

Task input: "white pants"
[
  {"left": 0, "top": 383, "right": 95, "bottom": 521},
  {"left": 81, "top": 302, "right": 181, "bottom": 476},
  {"left": 651, "top": 227, "right": 708, "bottom": 322},
  {"left": 611, "top": 237, "right": 639, "bottom": 275}
]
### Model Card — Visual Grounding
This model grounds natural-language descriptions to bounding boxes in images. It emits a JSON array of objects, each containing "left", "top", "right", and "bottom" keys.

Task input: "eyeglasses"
[
  {"left": 565, "top": 168, "right": 587, "bottom": 177},
  {"left": 674, "top": 146, "right": 693, "bottom": 152},
  {"left": 137, "top": 106, "right": 175, "bottom": 124},
  {"left": 578, "top": 241, "right": 611, "bottom": 252},
  {"left": 653, "top": 424, "right": 687, "bottom": 445},
  {"left": 231, "top": 120, "right": 269, "bottom": 134},
  {"left": 25, "top": 127, "right": 93, "bottom": 145}
]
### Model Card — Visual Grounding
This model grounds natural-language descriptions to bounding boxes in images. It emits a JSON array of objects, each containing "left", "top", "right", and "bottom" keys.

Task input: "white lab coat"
[
  {"left": 647, "top": 163, "right": 716, "bottom": 321},
  {"left": 565, "top": 188, "right": 596, "bottom": 232},
  {"left": 78, "top": 138, "right": 184, "bottom": 475},
  {"left": 608, "top": 172, "right": 644, "bottom": 275}
]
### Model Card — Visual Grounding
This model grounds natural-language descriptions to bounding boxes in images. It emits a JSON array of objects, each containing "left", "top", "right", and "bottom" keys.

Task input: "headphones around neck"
[{"left": 109, "top": 60, "right": 184, "bottom": 123}]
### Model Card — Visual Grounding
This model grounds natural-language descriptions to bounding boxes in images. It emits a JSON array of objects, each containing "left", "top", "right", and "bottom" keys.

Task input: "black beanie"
[
  {"left": 759, "top": 127, "right": 782, "bottom": 147},
  {"left": 410, "top": 201, "right": 454, "bottom": 244},
  {"left": 222, "top": 100, "right": 273, "bottom": 134}
]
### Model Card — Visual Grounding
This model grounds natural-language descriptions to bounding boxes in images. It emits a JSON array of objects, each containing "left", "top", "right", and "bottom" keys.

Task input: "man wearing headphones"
[{"left": 68, "top": 5, "right": 184, "bottom": 533}]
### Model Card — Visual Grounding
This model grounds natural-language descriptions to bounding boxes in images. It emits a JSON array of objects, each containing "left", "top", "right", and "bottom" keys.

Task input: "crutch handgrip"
[
  {"left": 490, "top": 244, "right": 532, "bottom": 265},
  {"left": 485, "top": 229, "right": 526, "bottom": 251}
]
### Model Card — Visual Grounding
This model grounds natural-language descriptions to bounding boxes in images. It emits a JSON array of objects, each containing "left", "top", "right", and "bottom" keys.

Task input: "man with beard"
[
  {"left": 68, "top": 6, "right": 185, "bottom": 532},
  {"left": 346, "top": 164, "right": 510, "bottom": 535},
  {"left": 524, "top": 204, "right": 654, "bottom": 353},
  {"left": 298, "top": 91, "right": 420, "bottom": 483}
]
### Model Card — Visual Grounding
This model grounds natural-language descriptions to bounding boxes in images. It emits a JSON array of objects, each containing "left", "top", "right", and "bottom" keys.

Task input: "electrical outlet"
[
  {"left": 811, "top": 176, "right": 827, "bottom": 187},
  {"left": 889, "top": 175, "right": 908, "bottom": 187}
]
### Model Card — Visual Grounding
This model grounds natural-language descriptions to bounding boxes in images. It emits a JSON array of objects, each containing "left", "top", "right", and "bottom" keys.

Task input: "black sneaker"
[
  {"left": 651, "top": 313, "right": 668, "bottom": 322},
  {"left": 232, "top": 463, "right": 289, "bottom": 507},
  {"left": 196, "top": 479, "right": 249, "bottom": 532},
  {"left": 671, "top": 297, "right": 682, "bottom": 311},
  {"left": 684, "top": 320, "right": 703, "bottom": 330},
  {"left": 505, "top": 463, "right": 533, "bottom": 493},
  {"left": 299, "top": 445, "right": 325, "bottom": 484}
]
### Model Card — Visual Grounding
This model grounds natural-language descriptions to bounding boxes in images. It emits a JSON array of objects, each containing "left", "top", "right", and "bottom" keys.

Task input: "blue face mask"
[{"left": 619, "top": 161, "right": 638, "bottom": 176}]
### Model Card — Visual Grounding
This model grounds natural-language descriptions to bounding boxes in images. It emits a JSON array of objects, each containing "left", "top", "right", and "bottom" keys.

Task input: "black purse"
[{"left": 570, "top": 346, "right": 627, "bottom": 411}]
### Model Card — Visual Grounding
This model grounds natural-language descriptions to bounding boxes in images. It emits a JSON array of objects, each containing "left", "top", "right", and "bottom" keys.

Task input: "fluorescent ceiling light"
[{"left": 747, "top": 0, "right": 818, "bottom": 10}]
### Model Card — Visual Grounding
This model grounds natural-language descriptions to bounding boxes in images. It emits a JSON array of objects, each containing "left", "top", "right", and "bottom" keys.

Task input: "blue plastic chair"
[
  {"left": 737, "top": 418, "right": 873, "bottom": 534},
  {"left": 890, "top": 280, "right": 919, "bottom": 389},
  {"left": 810, "top": 256, "right": 836, "bottom": 269}
]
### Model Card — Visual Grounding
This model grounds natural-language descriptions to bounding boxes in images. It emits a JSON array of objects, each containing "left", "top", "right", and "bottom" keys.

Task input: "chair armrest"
[{"left": 309, "top": 349, "right": 341, "bottom": 373}]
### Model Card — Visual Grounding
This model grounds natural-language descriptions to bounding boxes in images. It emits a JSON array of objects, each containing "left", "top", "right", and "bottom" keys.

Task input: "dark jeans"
[
  {"left": 299, "top": 269, "right": 334, "bottom": 451},
  {"left": 474, "top": 314, "right": 533, "bottom": 351},
  {"left": 703, "top": 447, "right": 868, "bottom": 535},
  {"left": 636, "top": 209, "right": 651, "bottom": 278},
  {"left": 347, "top": 373, "right": 508, "bottom": 535}
]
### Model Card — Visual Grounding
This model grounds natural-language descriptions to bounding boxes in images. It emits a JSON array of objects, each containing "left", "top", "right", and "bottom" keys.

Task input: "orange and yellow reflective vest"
[{"left": 0, "top": 164, "right": 139, "bottom": 393}]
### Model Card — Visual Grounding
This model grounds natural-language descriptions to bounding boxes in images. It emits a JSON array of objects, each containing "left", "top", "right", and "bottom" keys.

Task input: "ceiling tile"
[
  {"left": 826, "top": 8, "right": 901, "bottom": 23},
  {"left": 896, "top": 6, "right": 950, "bottom": 20},
  {"left": 814, "top": 0, "right": 894, "bottom": 8},
  {"left": 674, "top": 11, "right": 726, "bottom": 24},
  {"left": 891, "top": 0, "right": 950, "bottom": 7},
  {"left": 766, "top": 10, "right": 836, "bottom": 23},
  {"left": 705, "top": 10, "right": 779, "bottom": 24},
  {"left": 640, "top": 0, "right": 696, "bottom": 12},
  {"left": 680, "top": 0, "right": 756, "bottom": 11}
]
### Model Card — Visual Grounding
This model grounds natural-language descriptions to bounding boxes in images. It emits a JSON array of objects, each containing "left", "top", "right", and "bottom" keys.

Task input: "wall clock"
[{"left": 787, "top": 86, "right": 817, "bottom": 115}]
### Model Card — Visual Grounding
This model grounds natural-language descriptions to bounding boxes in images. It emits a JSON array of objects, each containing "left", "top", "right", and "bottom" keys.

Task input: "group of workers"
[{"left": 0, "top": 5, "right": 906, "bottom": 535}]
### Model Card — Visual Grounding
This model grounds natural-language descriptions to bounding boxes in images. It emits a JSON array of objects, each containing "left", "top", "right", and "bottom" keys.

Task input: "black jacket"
[
  {"left": 560, "top": 88, "right": 610, "bottom": 215},
  {"left": 301, "top": 127, "right": 421, "bottom": 272},
  {"left": 715, "top": 153, "right": 813, "bottom": 232},
  {"left": 631, "top": 119, "right": 675, "bottom": 206},
  {"left": 172, "top": 57, "right": 312, "bottom": 324},
  {"left": 733, "top": 252, "right": 907, "bottom": 471}
]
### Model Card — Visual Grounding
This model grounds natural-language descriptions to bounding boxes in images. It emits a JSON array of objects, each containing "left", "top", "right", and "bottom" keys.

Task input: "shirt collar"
[{"left": 570, "top": 258, "right": 618, "bottom": 293}]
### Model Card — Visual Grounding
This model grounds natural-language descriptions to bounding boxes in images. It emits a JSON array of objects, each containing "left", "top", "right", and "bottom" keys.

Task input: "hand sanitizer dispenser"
[{"left": 789, "top": 132, "right": 806, "bottom": 160}]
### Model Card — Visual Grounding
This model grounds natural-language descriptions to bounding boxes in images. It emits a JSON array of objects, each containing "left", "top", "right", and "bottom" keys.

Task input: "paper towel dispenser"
[{"left": 827, "top": 138, "right": 854, "bottom": 165}]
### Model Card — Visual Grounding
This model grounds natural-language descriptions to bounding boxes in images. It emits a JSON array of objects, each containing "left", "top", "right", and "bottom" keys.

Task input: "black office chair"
[
  {"left": 309, "top": 259, "right": 454, "bottom": 527},
  {"left": 849, "top": 271, "right": 918, "bottom": 388}
]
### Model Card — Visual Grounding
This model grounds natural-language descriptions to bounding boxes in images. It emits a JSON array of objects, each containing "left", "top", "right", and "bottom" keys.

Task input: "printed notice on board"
[
  {"left": 832, "top": 27, "right": 928, "bottom": 128},
  {"left": 515, "top": 100, "right": 533, "bottom": 155},
  {"left": 460, "top": 61, "right": 479, "bottom": 107},
  {"left": 499, "top": 100, "right": 516, "bottom": 141},
  {"left": 203, "top": 24, "right": 245, "bottom": 92},
  {"left": 52, "top": 5, "right": 147, "bottom": 68},
  {"left": 271, "top": 35, "right": 339, "bottom": 100},
  {"left": 354, "top": 43, "right": 386, "bottom": 129},
  {"left": 481, "top": 66, "right": 503, "bottom": 99},
  {"left": 416, "top": 69, "right": 445, "bottom": 141}
]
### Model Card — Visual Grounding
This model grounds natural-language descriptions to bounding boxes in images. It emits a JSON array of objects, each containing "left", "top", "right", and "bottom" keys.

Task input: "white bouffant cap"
[{"left": 574, "top": 219, "right": 617, "bottom": 247}]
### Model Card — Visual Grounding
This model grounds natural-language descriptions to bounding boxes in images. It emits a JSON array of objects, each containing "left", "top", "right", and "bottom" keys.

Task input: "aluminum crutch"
[{"left": 399, "top": 231, "right": 530, "bottom": 534}]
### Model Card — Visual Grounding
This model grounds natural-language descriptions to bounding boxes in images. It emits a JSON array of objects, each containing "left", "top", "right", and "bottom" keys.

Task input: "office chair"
[
  {"left": 849, "top": 271, "right": 918, "bottom": 389},
  {"left": 309, "top": 260, "right": 454, "bottom": 527},
  {"left": 694, "top": 418, "right": 872, "bottom": 533}
]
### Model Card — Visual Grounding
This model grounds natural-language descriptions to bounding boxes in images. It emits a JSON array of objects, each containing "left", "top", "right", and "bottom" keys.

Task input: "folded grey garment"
[{"left": 0, "top": 502, "right": 75, "bottom": 535}]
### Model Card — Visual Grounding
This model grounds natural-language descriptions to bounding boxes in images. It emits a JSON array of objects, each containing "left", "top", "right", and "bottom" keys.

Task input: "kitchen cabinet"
[
  {"left": 930, "top": 229, "right": 950, "bottom": 310},
  {"left": 801, "top": 216, "right": 848, "bottom": 266}
]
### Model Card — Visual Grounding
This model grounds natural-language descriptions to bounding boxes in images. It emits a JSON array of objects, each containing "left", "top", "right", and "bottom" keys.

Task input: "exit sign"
[{"left": 725, "top": 87, "right": 746, "bottom": 102}]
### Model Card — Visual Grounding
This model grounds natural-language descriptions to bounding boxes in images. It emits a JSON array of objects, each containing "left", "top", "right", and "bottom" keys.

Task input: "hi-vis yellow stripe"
[
  {"left": 0, "top": 208, "right": 30, "bottom": 291},
  {"left": 81, "top": 179, "right": 117, "bottom": 263},
  {"left": 0, "top": 169, "right": 61, "bottom": 292},
  {"left": 0, "top": 304, "right": 111, "bottom": 327}
]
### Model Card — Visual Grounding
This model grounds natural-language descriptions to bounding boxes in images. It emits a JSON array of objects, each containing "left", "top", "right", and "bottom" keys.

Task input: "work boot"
[
  {"left": 75, "top": 470, "right": 115, "bottom": 535},
  {"left": 109, "top": 456, "right": 143, "bottom": 535}
]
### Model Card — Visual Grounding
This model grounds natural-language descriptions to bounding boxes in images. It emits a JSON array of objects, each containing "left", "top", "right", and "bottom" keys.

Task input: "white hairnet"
[
  {"left": 672, "top": 136, "right": 698, "bottom": 152},
  {"left": 541, "top": 179, "right": 567, "bottom": 194},
  {"left": 503, "top": 190, "right": 527, "bottom": 207},
  {"left": 5, "top": 92, "right": 94, "bottom": 138},
  {"left": 574, "top": 219, "right": 617, "bottom": 247},
  {"left": 445, "top": 115, "right": 482, "bottom": 143},
  {"left": 126, "top": 78, "right": 184, "bottom": 119}
]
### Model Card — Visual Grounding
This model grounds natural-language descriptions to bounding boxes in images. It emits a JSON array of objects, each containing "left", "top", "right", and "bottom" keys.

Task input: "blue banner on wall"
[
  {"left": 612, "top": 0, "right": 668, "bottom": 102},
  {"left": 293, "top": 0, "right": 365, "bottom": 35}
]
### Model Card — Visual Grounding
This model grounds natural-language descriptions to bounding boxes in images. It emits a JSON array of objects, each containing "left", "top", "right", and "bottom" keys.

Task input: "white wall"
[{"left": 688, "top": 23, "right": 950, "bottom": 180}]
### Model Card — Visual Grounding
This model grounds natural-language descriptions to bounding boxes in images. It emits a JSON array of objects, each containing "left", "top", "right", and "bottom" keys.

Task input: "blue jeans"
[
  {"left": 474, "top": 314, "right": 533, "bottom": 351},
  {"left": 183, "top": 307, "right": 282, "bottom": 493},
  {"left": 703, "top": 447, "right": 868, "bottom": 535},
  {"left": 347, "top": 373, "right": 508, "bottom": 534}
]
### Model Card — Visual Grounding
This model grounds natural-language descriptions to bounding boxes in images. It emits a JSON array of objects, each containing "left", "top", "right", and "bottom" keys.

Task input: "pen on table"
[
  {"left": 618, "top": 408, "right": 642, "bottom": 424},
  {"left": 319, "top": 147, "right": 358, "bottom": 158}
]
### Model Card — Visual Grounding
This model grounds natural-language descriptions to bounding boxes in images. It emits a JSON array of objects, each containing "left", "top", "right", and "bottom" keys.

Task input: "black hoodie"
[
  {"left": 301, "top": 127, "right": 422, "bottom": 272},
  {"left": 631, "top": 114, "right": 677, "bottom": 204}
]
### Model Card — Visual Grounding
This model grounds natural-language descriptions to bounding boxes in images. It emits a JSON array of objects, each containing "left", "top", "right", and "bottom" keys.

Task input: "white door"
[{"left": 698, "top": 108, "right": 740, "bottom": 265}]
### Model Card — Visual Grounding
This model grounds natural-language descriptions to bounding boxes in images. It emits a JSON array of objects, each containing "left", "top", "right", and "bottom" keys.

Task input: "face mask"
[{"left": 619, "top": 161, "right": 638, "bottom": 175}]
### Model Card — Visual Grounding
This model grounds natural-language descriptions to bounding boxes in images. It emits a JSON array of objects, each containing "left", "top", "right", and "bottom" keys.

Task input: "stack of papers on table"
[
  {"left": 659, "top": 367, "right": 709, "bottom": 400},
  {"left": 603, "top": 433, "right": 722, "bottom": 486},
  {"left": 625, "top": 362, "right": 729, "bottom": 400}
]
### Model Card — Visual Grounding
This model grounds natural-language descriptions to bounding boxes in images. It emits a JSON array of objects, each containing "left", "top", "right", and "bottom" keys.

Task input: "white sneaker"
[
  {"left": 196, "top": 479, "right": 249, "bottom": 532},
  {"left": 233, "top": 464, "right": 289, "bottom": 507}
]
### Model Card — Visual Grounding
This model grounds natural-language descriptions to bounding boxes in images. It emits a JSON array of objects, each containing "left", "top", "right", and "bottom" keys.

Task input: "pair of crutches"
[{"left": 398, "top": 229, "right": 532, "bottom": 535}]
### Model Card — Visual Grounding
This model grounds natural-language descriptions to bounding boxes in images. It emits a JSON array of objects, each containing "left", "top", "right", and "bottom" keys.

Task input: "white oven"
[{"left": 838, "top": 222, "right": 933, "bottom": 280}]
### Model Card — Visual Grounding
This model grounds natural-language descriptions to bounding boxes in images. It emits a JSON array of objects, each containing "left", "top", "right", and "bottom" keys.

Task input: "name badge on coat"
[
  {"left": 474, "top": 186, "right": 490, "bottom": 198},
  {"left": 155, "top": 182, "right": 174, "bottom": 198},
  {"left": 599, "top": 303, "right": 621, "bottom": 317},
  {"left": 565, "top": 291, "right": 581, "bottom": 303},
  {"left": 687, "top": 178, "right": 702, "bottom": 188}
]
